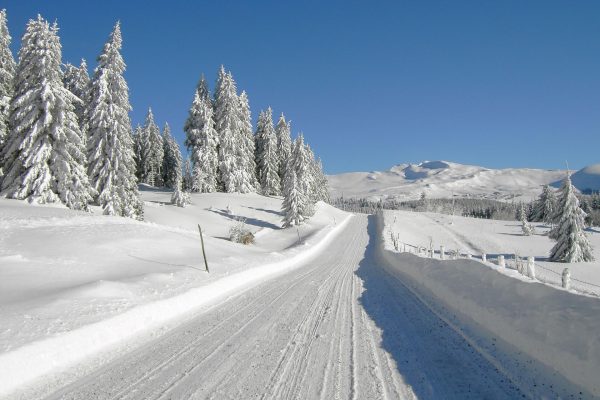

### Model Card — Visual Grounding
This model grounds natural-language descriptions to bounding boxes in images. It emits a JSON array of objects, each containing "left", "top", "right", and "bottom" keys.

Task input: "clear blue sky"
[{"left": 4, "top": 0, "right": 600, "bottom": 174}]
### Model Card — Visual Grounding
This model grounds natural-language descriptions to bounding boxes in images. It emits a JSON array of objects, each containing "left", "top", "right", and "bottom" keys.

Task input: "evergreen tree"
[
  {"left": 275, "top": 113, "right": 292, "bottom": 186},
  {"left": 0, "top": 9, "right": 16, "bottom": 169},
  {"left": 282, "top": 167, "right": 304, "bottom": 227},
  {"left": 213, "top": 66, "right": 240, "bottom": 192},
  {"left": 87, "top": 21, "right": 142, "bottom": 219},
  {"left": 161, "top": 123, "right": 182, "bottom": 189},
  {"left": 549, "top": 173, "right": 594, "bottom": 262},
  {"left": 184, "top": 76, "right": 218, "bottom": 193},
  {"left": 182, "top": 157, "right": 192, "bottom": 191},
  {"left": 62, "top": 59, "right": 90, "bottom": 141},
  {"left": 1, "top": 16, "right": 92, "bottom": 210},
  {"left": 291, "top": 134, "right": 315, "bottom": 218},
  {"left": 521, "top": 203, "right": 534, "bottom": 235},
  {"left": 237, "top": 91, "right": 258, "bottom": 192},
  {"left": 313, "top": 157, "right": 330, "bottom": 203},
  {"left": 255, "top": 107, "right": 280, "bottom": 195},
  {"left": 132, "top": 124, "right": 146, "bottom": 181},
  {"left": 142, "top": 108, "right": 163, "bottom": 186},
  {"left": 532, "top": 185, "right": 557, "bottom": 224}
]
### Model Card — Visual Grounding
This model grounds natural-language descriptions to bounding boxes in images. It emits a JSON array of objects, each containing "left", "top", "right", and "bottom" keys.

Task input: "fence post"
[
  {"left": 197, "top": 224, "right": 210, "bottom": 273},
  {"left": 527, "top": 257, "right": 535, "bottom": 279},
  {"left": 482, "top": 253, "right": 487, "bottom": 263},
  {"left": 498, "top": 255, "right": 505, "bottom": 268},
  {"left": 562, "top": 268, "right": 571, "bottom": 290},
  {"left": 440, "top": 245, "right": 445, "bottom": 260}
]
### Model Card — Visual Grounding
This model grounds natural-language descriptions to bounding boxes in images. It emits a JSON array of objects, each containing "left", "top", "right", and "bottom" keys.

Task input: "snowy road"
[{"left": 43, "top": 216, "right": 522, "bottom": 400}]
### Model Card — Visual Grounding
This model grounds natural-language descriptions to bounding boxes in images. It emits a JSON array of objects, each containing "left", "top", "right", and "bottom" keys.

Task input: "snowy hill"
[
  {"left": 328, "top": 161, "right": 566, "bottom": 201},
  {"left": 553, "top": 164, "right": 600, "bottom": 193}
]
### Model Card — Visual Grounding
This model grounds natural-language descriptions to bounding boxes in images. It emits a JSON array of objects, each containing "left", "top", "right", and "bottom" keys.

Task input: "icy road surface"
[{"left": 44, "top": 216, "right": 522, "bottom": 400}]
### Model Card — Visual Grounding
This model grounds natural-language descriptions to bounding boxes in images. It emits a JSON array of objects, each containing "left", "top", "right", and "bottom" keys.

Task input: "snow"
[
  {"left": 0, "top": 188, "right": 350, "bottom": 397},
  {"left": 560, "top": 163, "right": 600, "bottom": 192},
  {"left": 378, "top": 211, "right": 600, "bottom": 396},
  {"left": 382, "top": 209, "right": 600, "bottom": 292},
  {"left": 328, "top": 160, "right": 566, "bottom": 201}
]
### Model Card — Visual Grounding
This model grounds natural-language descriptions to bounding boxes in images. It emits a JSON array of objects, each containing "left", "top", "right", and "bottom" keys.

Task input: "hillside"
[{"left": 328, "top": 161, "right": 568, "bottom": 201}]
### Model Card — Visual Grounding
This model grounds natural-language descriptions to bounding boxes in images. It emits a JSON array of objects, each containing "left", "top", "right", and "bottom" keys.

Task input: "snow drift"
[{"left": 375, "top": 212, "right": 600, "bottom": 396}]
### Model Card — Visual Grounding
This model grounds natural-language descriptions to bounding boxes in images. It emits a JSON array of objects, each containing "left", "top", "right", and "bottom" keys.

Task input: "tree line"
[{"left": 0, "top": 11, "right": 329, "bottom": 226}]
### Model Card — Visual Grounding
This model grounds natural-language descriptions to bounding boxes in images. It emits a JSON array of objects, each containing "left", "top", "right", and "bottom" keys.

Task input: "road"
[{"left": 44, "top": 215, "right": 522, "bottom": 400}]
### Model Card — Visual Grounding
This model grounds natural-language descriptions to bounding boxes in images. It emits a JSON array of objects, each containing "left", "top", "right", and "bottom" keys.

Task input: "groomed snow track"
[{"left": 22, "top": 215, "right": 534, "bottom": 400}]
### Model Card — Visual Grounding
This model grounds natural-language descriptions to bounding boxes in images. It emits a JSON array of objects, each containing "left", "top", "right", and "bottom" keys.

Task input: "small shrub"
[{"left": 229, "top": 218, "right": 255, "bottom": 245}]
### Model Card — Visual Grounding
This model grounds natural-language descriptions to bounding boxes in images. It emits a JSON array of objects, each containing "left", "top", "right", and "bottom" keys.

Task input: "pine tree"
[
  {"left": 532, "top": 185, "right": 557, "bottom": 224},
  {"left": 237, "top": 91, "right": 258, "bottom": 192},
  {"left": 291, "top": 134, "right": 315, "bottom": 218},
  {"left": 1, "top": 16, "right": 92, "bottom": 210},
  {"left": 255, "top": 107, "right": 280, "bottom": 195},
  {"left": 549, "top": 173, "right": 594, "bottom": 262},
  {"left": 0, "top": 9, "right": 16, "bottom": 169},
  {"left": 182, "top": 157, "right": 192, "bottom": 191},
  {"left": 184, "top": 76, "right": 218, "bottom": 193},
  {"left": 282, "top": 167, "right": 304, "bottom": 227},
  {"left": 132, "top": 124, "right": 146, "bottom": 181},
  {"left": 62, "top": 59, "right": 90, "bottom": 141},
  {"left": 213, "top": 66, "right": 240, "bottom": 192},
  {"left": 275, "top": 113, "right": 292, "bottom": 186},
  {"left": 313, "top": 157, "right": 330, "bottom": 203},
  {"left": 142, "top": 108, "right": 163, "bottom": 186},
  {"left": 161, "top": 123, "right": 182, "bottom": 189},
  {"left": 87, "top": 21, "right": 142, "bottom": 219},
  {"left": 521, "top": 203, "right": 534, "bottom": 235}
]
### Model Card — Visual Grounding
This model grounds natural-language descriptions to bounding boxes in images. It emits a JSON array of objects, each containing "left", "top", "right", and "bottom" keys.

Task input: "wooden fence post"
[{"left": 198, "top": 224, "right": 209, "bottom": 273}]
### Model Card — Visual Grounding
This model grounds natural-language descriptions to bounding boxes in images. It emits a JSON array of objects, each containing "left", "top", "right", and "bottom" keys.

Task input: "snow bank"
[
  {"left": 375, "top": 212, "right": 600, "bottom": 396},
  {"left": 0, "top": 198, "right": 351, "bottom": 396}
]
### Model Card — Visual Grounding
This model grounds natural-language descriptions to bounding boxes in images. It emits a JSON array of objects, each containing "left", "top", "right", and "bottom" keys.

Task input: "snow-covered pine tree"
[
  {"left": 132, "top": 124, "right": 146, "bottom": 181},
  {"left": 313, "top": 157, "right": 330, "bottom": 203},
  {"left": 184, "top": 76, "right": 219, "bottom": 193},
  {"left": 171, "top": 181, "right": 190, "bottom": 207},
  {"left": 182, "top": 157, "right": 192, "bottom": 191},
  {"left": 87, "top": 21, "right": 142, "bottom": 219},
  {"left": 237, "top": 91, "right": 258, "bottom": 192},
  {"left": 532, "top": 184, "right": 557, "bottom": 224},
  {"left": 275, "top": 113, "right": 292, "bottom": 187},
  {"left": 1, "top": 16, "right": 93, "bottom": 210},
  {"left": 549, "top": 173, "right": 594, "bottom": 262},
  {"left": 142, "top": 108, "right": 163, "bottom": 187},
  {"left": 62, "top": 58, "right": 90, "bottom": 141},
  {"left": 521, "top": 203, "right": 534, "bottom": 235},
  {"left": 281, "top": 166, "right": 304, "bottom": 227},
  {"left": 0, "top": 9, "right": 16, "bottom": 169},
  {"left": 291, "top": 133, "right": 315, "bottom": 218},
  {"left": 255, "top": 107, "right": 280, "bottom": 195},
  {"left": 213, "top": 66, "right": 240, "bottom": 192},
  {"left": 161, "top": 123, "right": 182, "bottom": 189}
]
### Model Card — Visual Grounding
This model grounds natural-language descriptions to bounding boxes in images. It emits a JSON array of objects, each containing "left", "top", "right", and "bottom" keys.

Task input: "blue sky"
[{"left": 3, "top": 0, "right": 600, "bottom": 174}]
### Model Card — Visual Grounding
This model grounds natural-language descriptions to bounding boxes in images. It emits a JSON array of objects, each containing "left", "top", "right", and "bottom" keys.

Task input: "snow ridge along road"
[
  {"left": 0, "top": 212, "right": 352, "bottom": 399},
  {"left": 33, "top": 216, "right": 525, "bottom": 400}
]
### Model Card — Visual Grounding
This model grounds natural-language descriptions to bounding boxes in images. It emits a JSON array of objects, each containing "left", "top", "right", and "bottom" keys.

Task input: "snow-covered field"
[
  {"left": 0, "top": 188, "right": 350, "bottom": 397},
  {"left": 328, "top": 160, "right": 569, "bottom": 201},
  {"left": 377, "top": 212, "right": 600, "bottom": 396},
  {"left": 382, "top": 209, "right": 600, "bottom": 295}
]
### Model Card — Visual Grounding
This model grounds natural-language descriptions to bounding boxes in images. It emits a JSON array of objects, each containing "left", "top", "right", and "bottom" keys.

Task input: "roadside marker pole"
[{"left": 198, "top": 224, "right": 209, "bottom": 273}]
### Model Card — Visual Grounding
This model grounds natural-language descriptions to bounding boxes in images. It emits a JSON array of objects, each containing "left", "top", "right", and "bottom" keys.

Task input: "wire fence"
[{"left": 387, "top": 229, "right": 600, "bottom": 298}]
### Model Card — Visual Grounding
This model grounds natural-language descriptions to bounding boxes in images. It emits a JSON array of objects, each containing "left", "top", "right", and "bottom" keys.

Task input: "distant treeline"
[{"left": 331, "top": 192, "right": 600, "bottom": 226}]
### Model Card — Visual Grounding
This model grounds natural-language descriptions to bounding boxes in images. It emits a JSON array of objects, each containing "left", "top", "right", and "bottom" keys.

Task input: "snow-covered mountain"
[
  {"left": 557, "top": 164, "right": 600, "bottom": 193},
  {"left": 327, "top": 161, "right": 567, "bottom": 201}
]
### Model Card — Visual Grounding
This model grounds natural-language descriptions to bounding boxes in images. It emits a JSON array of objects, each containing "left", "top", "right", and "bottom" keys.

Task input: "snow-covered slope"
[
  {"left": 556, "top": 164, "right": 600, "bottom": 193},
  {"left": 328, "top": 160, "right": 565, "bottom": 201},
  {"left": 0, "top": 189, "right": 350, "bottom": 397}
]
